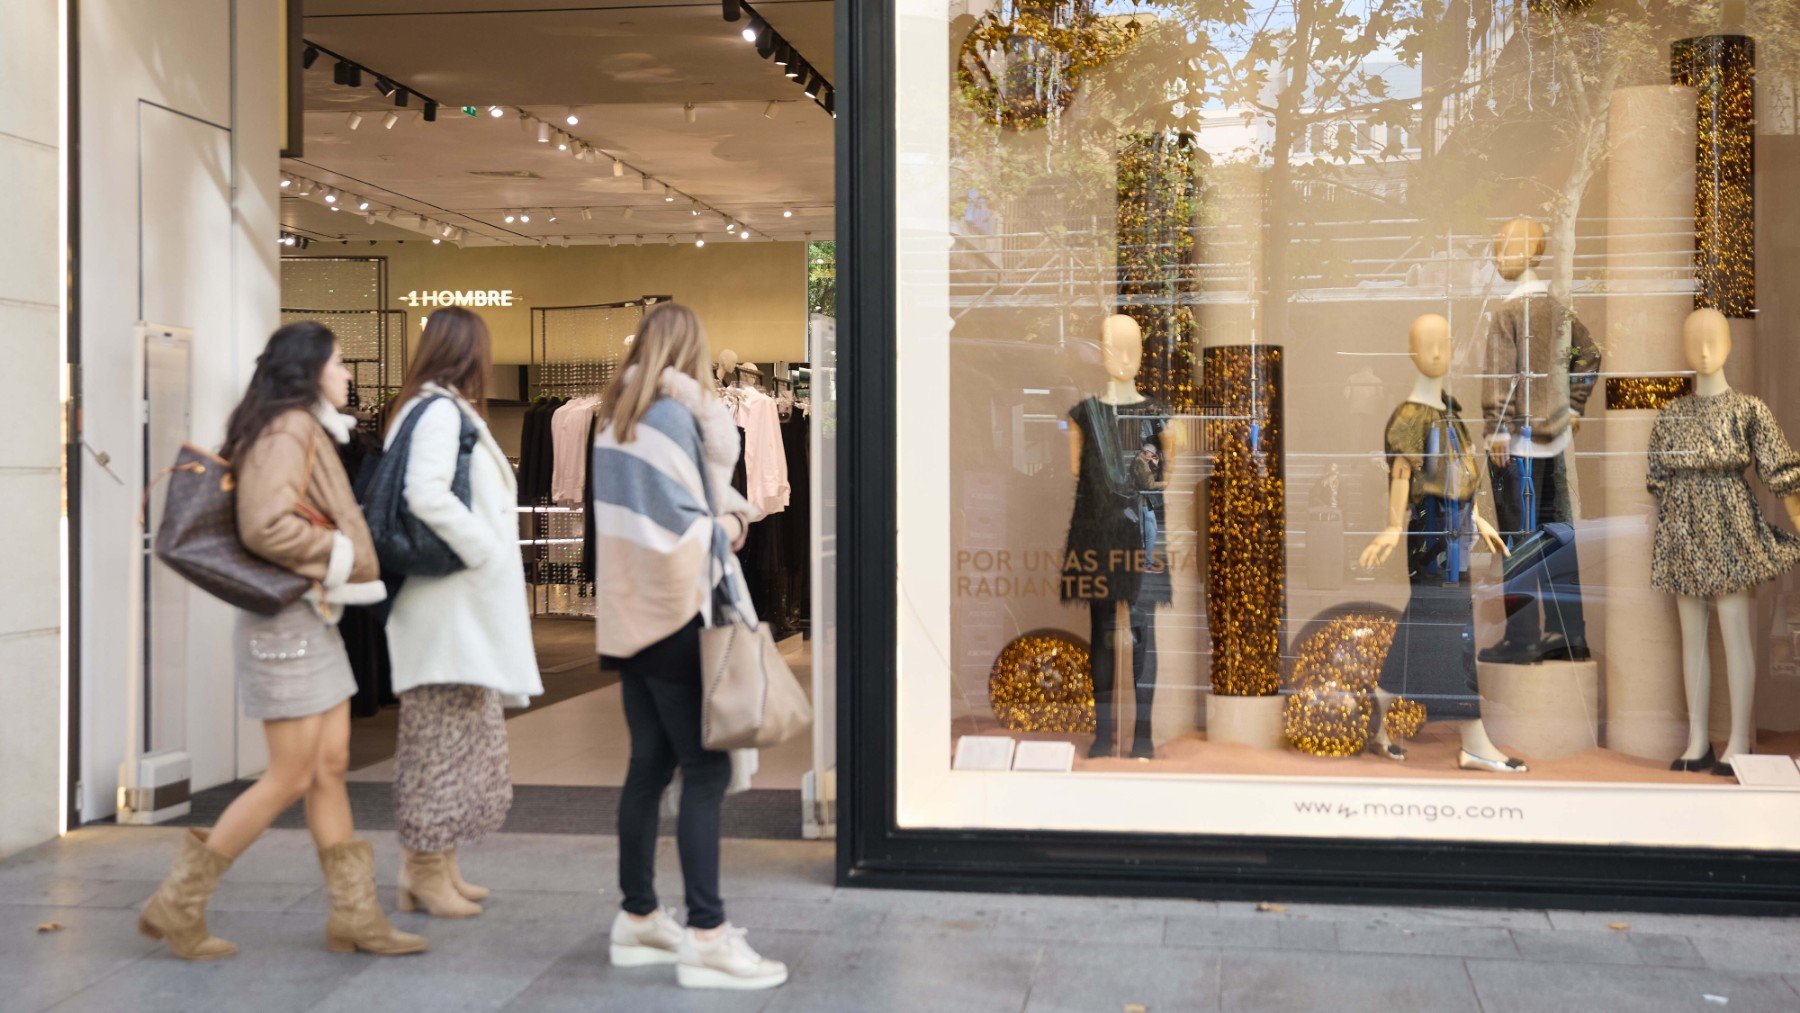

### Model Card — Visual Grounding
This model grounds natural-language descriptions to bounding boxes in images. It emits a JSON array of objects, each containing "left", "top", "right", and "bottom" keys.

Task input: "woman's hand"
[
  {"left": 726, "top": 514, "right": 750, "bottom": 552},
  {"left": 1359, "top": 527, "right": 1402, "bottom": 569},
  {"left": 1475, "top": 512, "right": 1510, "bottom": 558}
]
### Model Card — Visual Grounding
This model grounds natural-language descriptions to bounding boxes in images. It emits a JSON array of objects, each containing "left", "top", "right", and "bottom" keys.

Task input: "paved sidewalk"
[{"left": 2, "top": 827, "right": 1798, "bottom": 1012}]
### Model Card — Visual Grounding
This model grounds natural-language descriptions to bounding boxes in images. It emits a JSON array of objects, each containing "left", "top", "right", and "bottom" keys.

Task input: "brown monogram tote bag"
[{"left": 152, "top": 442, "right": 316, "bottom": 615}]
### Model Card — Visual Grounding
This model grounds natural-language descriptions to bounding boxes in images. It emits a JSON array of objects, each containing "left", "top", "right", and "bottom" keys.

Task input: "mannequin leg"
[
  {"left": 1087, "top": 603, "right": 1116, "bottom": 758},
  {"left": 1676, "top": 595, "right": 1713, "bottom": 762},
  {"left": 1129, "top": 620, "right": 1157, "bottom": 757},
  {"left": 1716, "top": 591, "right": 1757, "bottom": 764},
  {"left": 1459, "top": 719, "right": 1505, "bottom": 759},
  {"left": 1370, "top": 689, "right": 1396, "bottom": 751}
]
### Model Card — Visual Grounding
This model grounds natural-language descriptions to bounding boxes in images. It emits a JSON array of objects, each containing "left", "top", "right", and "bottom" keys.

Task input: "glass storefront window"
[{"left": 894, "top": 0, "right": 1800, "bottom": 849}]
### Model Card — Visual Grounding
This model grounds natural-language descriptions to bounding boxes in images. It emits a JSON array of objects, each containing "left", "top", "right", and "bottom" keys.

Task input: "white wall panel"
[{"left": 0, "top": 0, "right": 59, "bottom": 146}]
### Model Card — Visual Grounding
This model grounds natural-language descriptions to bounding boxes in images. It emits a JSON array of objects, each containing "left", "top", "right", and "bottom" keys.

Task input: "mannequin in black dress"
[{"left": 1062, "top": 315, "right": 1178, "bottom": 759}]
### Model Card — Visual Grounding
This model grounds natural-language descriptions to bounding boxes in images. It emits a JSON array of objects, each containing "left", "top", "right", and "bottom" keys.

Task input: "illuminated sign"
[{"left": 400, "top": 289, "right": 517, "bottom": 308}]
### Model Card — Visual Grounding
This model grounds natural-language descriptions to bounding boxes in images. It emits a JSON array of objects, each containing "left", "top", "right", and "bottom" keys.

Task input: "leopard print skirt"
[{"left": 394, "top": 685, "right": 512, "bottom": 853}]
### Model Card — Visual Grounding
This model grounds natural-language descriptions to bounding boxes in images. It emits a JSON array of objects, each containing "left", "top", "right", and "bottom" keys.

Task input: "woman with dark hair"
[
  {"left": 138, "top": 322, "right": 426, "bottom": 960},
  {"left": 382, "top": 306, "right": 541, "bottom": 917}
]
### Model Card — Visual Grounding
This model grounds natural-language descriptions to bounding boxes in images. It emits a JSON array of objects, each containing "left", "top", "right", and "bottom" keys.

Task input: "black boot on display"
[
  {"left": 1670, "top": 745, "right": 1717, "bottom": 773},
  {"left": 1130, "top": 738, "right": 1154, "bottom": 760},
  {"left": 1477, "top": 639, "right": 1539, "bottom": 665},
  {"left": 1087, "top": 738, "right": 1114, "bottom": 760}
]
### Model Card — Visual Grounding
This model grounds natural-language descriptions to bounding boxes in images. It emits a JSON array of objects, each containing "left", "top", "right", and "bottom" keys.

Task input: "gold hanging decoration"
[{"left": 956, "top": 3, "right": 1143, "bottom": 132}]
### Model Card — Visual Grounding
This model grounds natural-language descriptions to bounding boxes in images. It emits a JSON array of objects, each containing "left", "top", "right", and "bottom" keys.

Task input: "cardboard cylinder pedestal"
[
  {"left": 1477, "top": 660, "right": 1601, "bottom": 760},
  {"left": 1206, "top": 693, "right": 1286, "bottom": 749}
]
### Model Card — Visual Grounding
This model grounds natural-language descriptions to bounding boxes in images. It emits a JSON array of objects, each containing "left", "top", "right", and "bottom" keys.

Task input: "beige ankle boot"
[
  {"left": 138, "top": 829, "right": 236, "bottom": 960},
  {"left": 318, "top": 840, "right": 428, "bottom": 955},
  {"left": 446, "top": 848, "right": 490, "bottom": 902},
  {"left": 398, "top": 851, "right": 482, "bottom": 918}
]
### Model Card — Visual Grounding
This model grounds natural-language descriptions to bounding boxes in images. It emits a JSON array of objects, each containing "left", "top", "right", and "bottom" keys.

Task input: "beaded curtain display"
[
  {"left": 988, "top": 630, "right": 1096, "bottom": 734},
  {"left": 1282, "top": 607, "right": 1399, "bottom": 758},
  {"left": 956, "top": 1, "right": 1142, "bottom": 133},
  {"left": 1604, "top": 375, "right": 1694, "bottom": 412},
  {"left": 279, "top": 309, "right": 409, "bottom": 407},
  {"left": 1118, "top": 132, "right": 1201, "bottom": 414},
  {"left": 1672, "top": 35, "right": 1755, "bottom": 319},
  {"left": 1202, "top": 345, "right": 1285, "bottom": 697}
]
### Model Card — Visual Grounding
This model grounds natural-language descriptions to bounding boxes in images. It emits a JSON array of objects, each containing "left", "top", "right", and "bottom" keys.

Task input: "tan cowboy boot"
[
  {"left": 317, "top": 840, "right": 428, "bottom": 955},
  {"left": 397, "top": 851, "right": 482, "bottom": 918},
  {"left": 138, "top": 829, "right": 236, "bottom": 960},
  {"left": 446, "top": 848, "right": 490, "bottom": 902}
]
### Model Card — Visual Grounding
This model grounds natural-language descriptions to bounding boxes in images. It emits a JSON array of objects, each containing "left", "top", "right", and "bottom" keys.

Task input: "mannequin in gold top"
[{"left": 1361, "top": 314, "right": 1524, "bottom": 773}]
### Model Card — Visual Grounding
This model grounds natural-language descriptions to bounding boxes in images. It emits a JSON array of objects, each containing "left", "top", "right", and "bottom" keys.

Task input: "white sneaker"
[
  {"left": 609, "top": 908, "right": 682, "bottom": 966},
  {"left": 676, "top": 924, "right": 789, "bottom": 990}
]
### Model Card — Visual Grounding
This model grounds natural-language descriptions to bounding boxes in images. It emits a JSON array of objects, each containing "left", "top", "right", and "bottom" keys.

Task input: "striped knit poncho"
[{"left": 590, "top": 367, "right": 757, "bottom": 660}]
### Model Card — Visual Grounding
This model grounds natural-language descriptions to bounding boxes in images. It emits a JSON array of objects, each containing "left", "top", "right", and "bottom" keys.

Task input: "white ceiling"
[{"left": 284, "top": 1, "right": 835, "bottom": 248}]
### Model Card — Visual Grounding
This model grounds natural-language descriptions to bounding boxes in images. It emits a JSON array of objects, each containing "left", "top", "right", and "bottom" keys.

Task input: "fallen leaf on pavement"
[
  {"left": 1608, "top": 922, "right": 1629, "bottom": 931},
  {"left": 35, "top": 923, "right": 62, "bottom": 933},
  {"left": 1255, "top": 902, "right": 1285, "bottom": 913}
]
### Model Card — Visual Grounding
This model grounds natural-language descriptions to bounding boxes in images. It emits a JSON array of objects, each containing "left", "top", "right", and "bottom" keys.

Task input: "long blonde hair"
[{"left": 602, "top": 302, "right": 715, "bottom": 443}]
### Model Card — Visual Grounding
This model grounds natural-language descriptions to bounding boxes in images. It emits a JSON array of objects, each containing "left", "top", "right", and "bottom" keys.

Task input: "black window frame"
[{"left": 833, "top": 0, "right": 1800, "bottom": 913}]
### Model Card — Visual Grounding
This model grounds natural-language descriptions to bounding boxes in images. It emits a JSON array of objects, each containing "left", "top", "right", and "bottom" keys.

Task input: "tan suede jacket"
[{"left": 235, "top": 408, "right": 378, "bottom": 583}]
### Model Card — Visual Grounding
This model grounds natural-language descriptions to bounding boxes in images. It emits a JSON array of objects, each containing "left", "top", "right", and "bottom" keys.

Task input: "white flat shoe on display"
[
  {"left": 609, "top": 908, "right": 683, "bottom": 966},
  {"left": 677, "top": 924, "right": 789, "bottom": 990},
  {"left": 1458, "top": 749, "right": 1528, "bottom": 774},
  {"left": 1368, "top": 742, "right": 1406, "bottom": 763}
]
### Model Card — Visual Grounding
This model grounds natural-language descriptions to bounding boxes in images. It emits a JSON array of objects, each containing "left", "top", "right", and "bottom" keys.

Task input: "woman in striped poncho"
[{"left": 589, "top": 303, "right": 788, "bottom": 992}]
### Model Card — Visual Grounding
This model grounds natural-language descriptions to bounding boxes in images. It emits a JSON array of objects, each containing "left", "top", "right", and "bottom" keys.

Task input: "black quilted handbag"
[
  {"left": 356, "top": 395, "right": 477, "bottom": 577},
  {"left": 153, "top": 443, "right": 317, "bottom": 615}
]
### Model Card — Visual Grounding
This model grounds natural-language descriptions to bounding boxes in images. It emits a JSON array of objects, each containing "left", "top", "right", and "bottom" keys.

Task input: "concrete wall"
[
  {"left": 0, "top": 0, "right": 66, "bottom": 858},
  {"left": 288, "top": 240, "right": 810, "bottom": 366},
  {"left": 77, "top": 0, "right": 282, "bottom": 821}
]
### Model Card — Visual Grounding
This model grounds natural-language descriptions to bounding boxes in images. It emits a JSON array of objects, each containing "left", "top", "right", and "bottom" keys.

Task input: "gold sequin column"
[
  {"left": 1202, "top": 345, "right": 1285, "bottom": 699},
  {"left": 1601, "top": 85, "right": 1696, "bottom": 761},
  {"left": 1672, "top": 35, "right": 1755, "bottom": 318}
]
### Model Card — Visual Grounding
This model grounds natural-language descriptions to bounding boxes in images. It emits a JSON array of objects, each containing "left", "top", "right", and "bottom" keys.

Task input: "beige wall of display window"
[
  {"left": 901, "top": 0, "right": 1800, "bottom": 849},
  {"left": 286, "top": 241, "right": 811, "bottom": 367}
]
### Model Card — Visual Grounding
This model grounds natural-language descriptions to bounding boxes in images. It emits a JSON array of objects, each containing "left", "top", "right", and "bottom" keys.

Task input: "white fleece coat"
[{"left": 384, "top": 384, "right": 543, "bottom": 706}]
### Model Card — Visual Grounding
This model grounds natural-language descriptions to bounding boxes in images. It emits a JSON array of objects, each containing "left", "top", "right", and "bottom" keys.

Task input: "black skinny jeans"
[{"left": 615, "top": 616, "right": 731, "bottom": 930}]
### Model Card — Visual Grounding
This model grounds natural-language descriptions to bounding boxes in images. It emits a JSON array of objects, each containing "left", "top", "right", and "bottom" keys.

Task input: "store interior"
[{"left": 275, "top": 1, "right": 834, "bottom": 798}]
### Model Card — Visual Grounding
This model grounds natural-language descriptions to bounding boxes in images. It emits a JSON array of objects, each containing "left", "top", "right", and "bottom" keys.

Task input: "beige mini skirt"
[{"left": 235, "top": 602, "right": 357, "bottom": 720}]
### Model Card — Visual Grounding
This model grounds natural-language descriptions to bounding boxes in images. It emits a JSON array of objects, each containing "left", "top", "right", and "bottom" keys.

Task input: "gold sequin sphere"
[
  {"left": 1203, "top": 345, "right": 1285, "bottom": 697},
  {"left": 1283, "top": 609, "right": 1399, "bottom": 757},
  {"left": 1383, "top": 697, "right": 1428, "bottom": 742},
  {"left": 989, "top": 631, "right": 1096, "bottom": 734},
  {"left": 1284, "top": 682, "right": 1375, "bottom": 758}
]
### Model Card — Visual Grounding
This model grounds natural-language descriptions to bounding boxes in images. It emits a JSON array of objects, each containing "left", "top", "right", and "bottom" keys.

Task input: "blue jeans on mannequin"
[{"left": 615, "top": 616, "right": 731, "bottom": 930}]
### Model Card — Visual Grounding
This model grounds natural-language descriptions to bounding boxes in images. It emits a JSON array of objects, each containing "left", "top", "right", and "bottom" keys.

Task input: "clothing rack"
[{"left": 522, "top": 295, "right": 671, "bottom": 619}]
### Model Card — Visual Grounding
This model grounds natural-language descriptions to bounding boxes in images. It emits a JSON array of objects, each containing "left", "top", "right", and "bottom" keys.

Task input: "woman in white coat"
[{"left": 383, "top": 307, "right": 542, "bottom": 917}]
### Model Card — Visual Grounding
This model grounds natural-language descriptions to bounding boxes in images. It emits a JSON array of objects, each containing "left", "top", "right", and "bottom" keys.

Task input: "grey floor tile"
[
  {"left": 1509, "top": 928, "right": 1703, "bottom": 967},
  {"left": 1334, "top": 922, "right": 1519, "bottom": 959},
  {"left": 1467, "top": 958, "right": 1800, "bottom": 1013},
  {"left": 1165, "top": 914, "right": 1339, "bottom": 953},
  {"left": 761, "top": 933, "right": 1042, "bottom": 1013},
  {"left": 310, "top": 911, "right": 593, "bottom": 1013},
  {"left": 1688, "top": 933, "right": 1800, "bottom": 974},
  {"left": 1218, "top": 900, "right": 1554, "bottom": 932},
  {"left": 721, "top": 897, "right": 888, "bottom": 937},
  {"left": 66, "top": 880, "right": 160, "bottom": 909},
  {"left": 1546, "top": 909, "right": 1800, "bottom": 939},
  {"left": 1219, "top": 950, "right": 1481, "bottom": 1012},
  {"left": 1024, "top": 942, "right": 1221, "bottom": 1013},
  {"left": 502, "top": 927, "right": 814, "bottom": 1013},
  {"left": 49, "top": 911, "right": 370, "bottom": 1013},
  {"left": 0, "top": 905, "right": 159, "bottom": 1012}
]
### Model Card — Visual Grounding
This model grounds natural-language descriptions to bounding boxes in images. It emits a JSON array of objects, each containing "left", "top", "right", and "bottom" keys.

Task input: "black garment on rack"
[
  {"left": 777, "top": 412, "right": 810, "bottom": 638},
  {"left": 517, "top": 396, "right": 565, "bottom": 506},
  {"left": 581, "top": 411, "right": 599, "bottom": 585},
  {"left": 336, "top": 420, "right": 396, "bottom": 717}
]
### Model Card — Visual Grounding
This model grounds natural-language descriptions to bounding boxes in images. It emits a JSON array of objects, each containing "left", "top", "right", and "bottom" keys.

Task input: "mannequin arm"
[
  {"left": 1784, "top": 492, "right": 1800, "bottom": 532},
  {"left": 1358, "top": 460, "right": 1411, "bottom": 568},
  {"left": 1473, "top": 509, "right": 1509, "bottom": 557},
  {"left": 1068, "top": 427, "right": 1082, "bottom": 476}
]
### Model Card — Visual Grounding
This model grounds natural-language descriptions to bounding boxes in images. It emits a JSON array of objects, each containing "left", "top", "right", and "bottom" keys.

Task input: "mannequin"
[
  {"left": 1062, "top": 315, "right": 1179, "bottom": 759},
  {"left": 1479, "top": 217, "right": 1600, "bottom": 665},
  {"left": 1360, "top": 314, "right": 1526, "bottom": 772},
  {"left": 1651, "top": 308, "right": 1800, "bottom": 776}
]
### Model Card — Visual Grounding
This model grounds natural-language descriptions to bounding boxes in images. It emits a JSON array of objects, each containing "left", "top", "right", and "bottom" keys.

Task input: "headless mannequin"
[
  {"left": 1360, "top": 314, "right": 1524, "bottom": 770},
  {"left": 1670, "top": 309, "right": 1800, "bottom": 773},
  {"left": 1068, "top": 316, "right": 1181, "bottom": 758}
]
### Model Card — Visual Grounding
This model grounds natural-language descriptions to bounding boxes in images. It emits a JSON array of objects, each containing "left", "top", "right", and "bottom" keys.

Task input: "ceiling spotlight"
[
  {"left": 504, "top": 212, "right": 516, "bottom": 223},
  {"left": 782, "top": 207, "right": 794, "bottom": 218},
  {"left": 739, "top": 229, "right": 750, "bottom": 239},
  {"left": 695, "top": 237, "right": 706, "bottom": 248},
  {"left": 633, "top": 235, "right": 643, "bottom": 246},
  {"left": 775, "top": 41, "right": 791, "bottom": 67},
  {"left": 302, "top": 45, "right": 320, "bottom": 69},
  {"left": 803, "top": 73, "right": 821, "bottom": 99},
  {"left": 365, "top": 212, "right": 377, "bottom": 224},
  {"left": 488, "top": 105, "right": 506, "bottom": 118},
  {"left": 764, "top": 101, "right": 780, "bottom": 120},
  {"left": 822, "top": 87, "right": 834, "bottom": 117},
  {"left": 663, "top": 185, "right": 675, "bottom": 203},
  {"left": 331, "top": 204, "right": 341, "bottom": 212},
  {"left": 323, "top": 190, "right": 338, "bottom": 204},
  {"left": 345, "top": 63, "right": 362, "bottom": 88},
  {"left": 727, "top": 221, "right": 737, "bottom": 232},
  {"left": 376, "top": 77, "right": 397, "bottom": 98},
  {"left": 358, "top": 199, "right": 370, "bottom": 211},
  {"left": 742, "top": 24, "right": 757, "bottom": 43},
  {"left": 642, "top": 174, "right": 652, "bottom": 191},
  {"left": 548, "top": 213, "right": 558, "bottom": 222},
  {"left": 608, "top": 235, "right": 619, "bottom": 247},
  {"left": 612, "top": 158, "right": 624, "bottom": 178},
  {"left": 755, "top": 26, "right": 776, "bottom": 59},
  {"left": 580, "top": 208, "right": 593, "bottom": 221},
  {"left": 520, "top": 212, "right": 531, "bottom": 223},
  {"left": 784, "top": 60, "right": 803, "bottom": 81},
  {"left": 536, "top": 120, "right": 551, "bottom": 143},
  {"left": 433, "top": 238, "right": 441, "bottom": 245},
  {"left": 666, "top": 234, "right": 676, "bottom": 246},
  {"left": 565, "top": 108, "right": 580, "bottom": 126},
  {"left": 296, "top": 180, "right": 315, "bottom": 196},
  {"left": 622, "top": 207, "right": 634, "bottom": 221},
  {"left": 557, "top": 137, "right": 569, "bottom": 152},
  {"left": 386, "top": 209, "right": 399, "bottom": 221},
  {"left": 721, "top": 0, "right": 740, "bottom": 22},
  {"left": 684, "top": 103, "right": 697, "bottom": 124},
  {"left": 280, "top": 176, "right": 292, "bottom": 188},
  {"left": 423, "top": 101, "right": 438, "bottom": 122},
  {"left": 442, "top": 223, "right": 455, "bottom": 237},
  {"left": 332, "top": 60, "right": 352, "bottom": 86},
  {"left": 347, "top": 111, "right": 364, "bottom": 130},
  {"left": 383, "top": 111, "right": 400, "bottom": 129}
]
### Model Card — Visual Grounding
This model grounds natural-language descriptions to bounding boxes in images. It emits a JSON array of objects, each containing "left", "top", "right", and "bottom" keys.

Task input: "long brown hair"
[
  {"left": 222, "top": 321, "right": 337, "bottom": 463},
  {"left": 390, "top": 306, "right": 491, "bottom": 429},
  {"left": 601, "top": 302, "right": 714, "bottom": 443}
]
